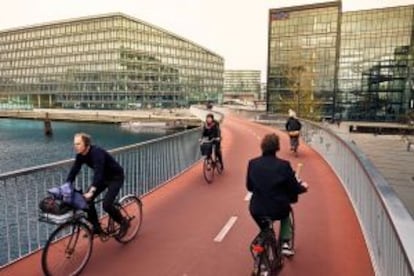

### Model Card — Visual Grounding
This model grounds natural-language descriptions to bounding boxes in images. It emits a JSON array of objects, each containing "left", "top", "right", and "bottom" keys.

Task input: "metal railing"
[
  {"left": 0, "top": 127, "right": 203, "bottom": 267},
  {"left": 258, "top": 114, "right": 414, "bottom": 276}
]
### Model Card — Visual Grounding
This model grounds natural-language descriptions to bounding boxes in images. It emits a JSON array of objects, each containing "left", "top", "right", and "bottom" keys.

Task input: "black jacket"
[
  {"left": 201, "top": 121, "right": 221, "bottom": 140},
  {"left": 286, "top": 117, "right": 302, "bottom": 132},
  {"left": 247, "top": 154, "right": 306, "bottom": 220},
  {"left": 66, "top": 145, "right": 124, "bottom": 189}
]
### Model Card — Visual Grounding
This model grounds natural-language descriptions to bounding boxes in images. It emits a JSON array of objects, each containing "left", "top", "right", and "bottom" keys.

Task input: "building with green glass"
[
  {"left": 338, "top": 6, "right": 413, "bottom": 121},
  {"left": 223, "top": 70, "right": 260, "bottom": 103},
  {"left": 0, "top": 13, "right": 224, "bottom": 109},
  {"left": 268, "top": 2, "right": 414, "bottom": 121}
]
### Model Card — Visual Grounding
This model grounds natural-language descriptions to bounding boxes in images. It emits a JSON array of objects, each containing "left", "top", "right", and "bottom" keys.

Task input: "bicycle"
[
  {"left": 200, "top": 137, "right": 223, "bottom": 183},
  {"left": 250, "top": 210, "right": 295, "bottom": 276},
  {"left": 288, "top": 133, "right": 300, "bottom": 157},
  {"left": 250, "top": 163, "right": 303, "bottom": 275},
  {"left": 39, "top": 194, "right": 143, "bottom": 276}
]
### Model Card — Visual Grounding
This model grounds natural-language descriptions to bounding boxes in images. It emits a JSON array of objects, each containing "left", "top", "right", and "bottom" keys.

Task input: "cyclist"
[
  {"left": 285, "top": 109, "right": 302, "bottom": 153},
  {"left": 247, "top": 133, "right": 308, "bottom": 256},
  {"left": 200, "top": 113, "right": 224, "bottom": 169},
  {"left": 66, "top": 132, "right": 128, "bottom": 236}
]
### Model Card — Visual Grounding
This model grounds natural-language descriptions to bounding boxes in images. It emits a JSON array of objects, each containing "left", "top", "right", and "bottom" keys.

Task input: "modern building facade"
[
  {"left": 0, "top": 13, "right": 224, "bottom": 109},
  {"left": 223, "top": 70, "right": 260, "bottom": 103},
  {"left": 338, "top": 6, "right": 414, "bottom": 121},
  {"left": 268, "top": 2, "right": 414, "bottom": 121}
]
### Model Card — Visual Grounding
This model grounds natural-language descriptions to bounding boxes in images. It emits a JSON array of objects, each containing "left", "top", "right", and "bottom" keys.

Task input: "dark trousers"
[
  {"left": 87, "top": 176, "right": 124, "bottom": 229},
  {"left": 214, "top": 141, "right": 224, "bottom": 165},
  {"left": 289, "top": 136, "right": 299, "bottom": 150}
]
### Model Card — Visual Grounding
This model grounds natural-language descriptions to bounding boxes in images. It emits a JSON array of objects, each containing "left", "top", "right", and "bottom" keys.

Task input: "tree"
[{"left": 274, "top": 51, "right": 321, "bottom": 120}]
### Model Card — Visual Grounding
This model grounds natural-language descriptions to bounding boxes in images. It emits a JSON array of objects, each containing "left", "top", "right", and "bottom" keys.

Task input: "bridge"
[{"left": 1, "top": 107, "right": 413, "bottom": 275}]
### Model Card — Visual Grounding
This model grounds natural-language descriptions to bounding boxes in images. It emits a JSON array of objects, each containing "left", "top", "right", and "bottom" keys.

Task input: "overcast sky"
[{"left": 1, "top": 0, "right": 413, "bottom": 81}]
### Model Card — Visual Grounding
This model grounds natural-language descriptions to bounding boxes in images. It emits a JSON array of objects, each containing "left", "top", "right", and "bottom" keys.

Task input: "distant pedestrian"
[{"left": 335, "top": 113, "right": 342, "bottom": 128}]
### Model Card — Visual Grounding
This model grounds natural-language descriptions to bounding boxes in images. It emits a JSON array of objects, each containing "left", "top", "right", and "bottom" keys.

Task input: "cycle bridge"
[{"left": 1, "top": 109, "right": 413, "bottom": 275}]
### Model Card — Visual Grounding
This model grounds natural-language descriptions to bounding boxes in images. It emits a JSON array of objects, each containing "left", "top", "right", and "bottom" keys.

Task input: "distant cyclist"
[
  {"left": 66, "top": 133, "right": 129, "bottom": 236},
  {"left": 285, "top": 109, "right": 302, "bottom": 154},
  {"left": 247, "top": 133, "right": 308, "bottom": 256},
  {"left": 200, "top": 113, "right": 224, "bottom": 169}
]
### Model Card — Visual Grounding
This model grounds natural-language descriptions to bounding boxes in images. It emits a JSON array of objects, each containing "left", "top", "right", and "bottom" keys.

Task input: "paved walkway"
[
  {"left": 2, "top": 115, "right": 373, "bottom": 275},
  {"left": 0, "top": 108, "right": 199, "bottom": 125},
  {"left": 326, "top": 122, "right": 414, "bottom": 217}
]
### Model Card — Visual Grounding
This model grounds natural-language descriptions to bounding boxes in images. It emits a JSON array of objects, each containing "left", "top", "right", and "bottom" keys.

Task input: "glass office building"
[
  {"left": 338, "top": 7, "right": 414, "bottom": 121},
  {"left": 0, "top": 13, "right": 224, "bottom": 109},
  {"left": 223, "top": 70, "right": 260, "bottom": 102},
  {"left": 268, "top": 2, "right": 341, "bottom": 118},
  {"left": 268, "top": 2, "right": 414, "bottom": 121}
]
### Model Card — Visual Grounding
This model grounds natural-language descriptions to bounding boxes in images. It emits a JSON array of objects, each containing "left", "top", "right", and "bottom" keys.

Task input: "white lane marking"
[
  {"left": 214, "top": 216, "right": 238, "bottom": 242},
  {"left": 244, "top": 192, "right": 252, "bottom": 201}
]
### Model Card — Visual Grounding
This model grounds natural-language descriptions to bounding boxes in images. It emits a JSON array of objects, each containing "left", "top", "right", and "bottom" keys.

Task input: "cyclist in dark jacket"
[
  {"left": 201, "top": 113, "right": 224, "bottom": 169},
  {"left": 66, "top": 133, "right": 128, "bottom": 236},
  {"left": 247, "top": 133, "right": 307, "bottom": 255},
  {"left": 285, "top": 109, "right": 302, "bottom": 153}
]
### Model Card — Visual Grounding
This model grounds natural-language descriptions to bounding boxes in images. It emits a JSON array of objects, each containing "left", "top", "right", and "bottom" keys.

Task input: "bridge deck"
[{"left": 2, "top": 115, "right": 374, "bottom": 276}]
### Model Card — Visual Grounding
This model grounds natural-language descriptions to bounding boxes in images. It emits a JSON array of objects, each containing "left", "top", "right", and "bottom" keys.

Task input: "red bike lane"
[{"left": 2, "top": 115, "right": 374, "bottom": 276}]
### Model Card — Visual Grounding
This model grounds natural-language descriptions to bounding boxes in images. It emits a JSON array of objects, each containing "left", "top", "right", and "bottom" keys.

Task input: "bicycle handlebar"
[{"left": 199, "top": 137, "right": 220, "bottom": 144}]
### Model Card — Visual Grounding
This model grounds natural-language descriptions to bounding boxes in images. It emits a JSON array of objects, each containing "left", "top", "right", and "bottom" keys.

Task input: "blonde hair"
[{"left": 288, "top": 109, "right": 296, "bottom": 118}]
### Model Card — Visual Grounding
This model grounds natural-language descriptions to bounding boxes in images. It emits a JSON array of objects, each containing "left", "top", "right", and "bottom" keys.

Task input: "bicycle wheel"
[
  {"left": 203, "top": 157, "right": 214, "bottom": 183},
  {"left": 251, "top": 253, "right": 265, "bottom": 276},
  {"left": 216, "top": 159, "right": 223, "bottom": 175},
  {"left": 115, "top": 195, "right": 143, "bottom": 243},
  {"left": 267, "top": 238, "right": 283, "bottom": 273},
  {"left": 42, "top": 221, "right": 93, "bottom": 276},
  {"left": 293, "top": 137, "right": 299, "bottom": 157},
  {"left": 257, "top": 242, "right": 275, "bottom": 276}
]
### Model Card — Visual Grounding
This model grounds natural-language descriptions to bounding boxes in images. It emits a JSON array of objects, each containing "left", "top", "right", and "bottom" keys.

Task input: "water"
[
  {"left": 0, "top": 118, "right": 165, "bottom": 174},
  {"left": 0, "top": 118, "right": 170, "bottom": 266}
]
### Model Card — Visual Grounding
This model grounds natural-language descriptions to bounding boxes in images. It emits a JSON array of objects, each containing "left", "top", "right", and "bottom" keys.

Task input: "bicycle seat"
[{"left": 259, "top": 217, "right": 274, "bottom": 230}]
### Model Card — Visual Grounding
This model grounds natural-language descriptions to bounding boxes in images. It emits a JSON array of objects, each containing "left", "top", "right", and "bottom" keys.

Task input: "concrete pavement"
[{"left": 326, "top": 122, "right": 414, "bottom": 217}]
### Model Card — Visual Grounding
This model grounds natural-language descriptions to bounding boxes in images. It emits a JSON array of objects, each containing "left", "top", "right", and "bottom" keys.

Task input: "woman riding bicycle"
[
  {"left": 247, "top": 133, "right": 308, "bottom": 256},
  {"left": 286, "top": 109, "right": 302, "bottom": 154},
  {"left": 200, "top": 113, "right": 224, "bottom": 169},
  {"left": 66, "top": 133, "right": 129, "bottom": 237}
]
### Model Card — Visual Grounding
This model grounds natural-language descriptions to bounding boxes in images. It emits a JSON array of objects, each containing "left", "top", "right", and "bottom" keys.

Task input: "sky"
[{"left": 0, "top": 0, "right": 413, "bottom": 81}]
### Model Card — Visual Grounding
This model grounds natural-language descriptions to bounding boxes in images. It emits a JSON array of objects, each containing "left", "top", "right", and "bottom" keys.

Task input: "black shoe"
[{"left": 118, "top": 219, "right": 129, "bottom": 238}]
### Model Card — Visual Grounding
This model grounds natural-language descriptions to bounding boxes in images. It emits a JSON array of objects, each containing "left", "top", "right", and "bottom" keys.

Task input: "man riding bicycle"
[
  {"left": 286, "top": 109, "right": 302, "bottom": 153},
  {"left": 247, "top": 133, "right": 307, "bottom": 256},
  {"left": 200, "top": 113, "right": 224, "bottom": 169},
  {"left": 66, "top": 133, "right": 129, "bottom": 237}
]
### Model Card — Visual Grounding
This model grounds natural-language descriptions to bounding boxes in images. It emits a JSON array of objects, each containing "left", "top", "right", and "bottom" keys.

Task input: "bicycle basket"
[
  {"left": 39, "top": 211, "right": 74, "bottom": 225},
  {"left": 200, "top": 143, "right": 213, "bottom": 156}
]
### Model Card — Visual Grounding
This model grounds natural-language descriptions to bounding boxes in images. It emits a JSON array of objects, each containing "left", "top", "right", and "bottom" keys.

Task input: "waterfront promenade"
[{"left": 0, "top": 108, "right": 200, "bottom": 126}]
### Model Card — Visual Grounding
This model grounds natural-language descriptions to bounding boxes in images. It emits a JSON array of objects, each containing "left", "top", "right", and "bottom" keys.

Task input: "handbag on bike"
[
  {"left": 200, "top": 142, "right": 213, "bottom": 156},
  {"left": 39, "top": 196, "right": 72, "bottom": 215},
  {"left": 46, "top": 182, "right": 88, "bottom": 210}
]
